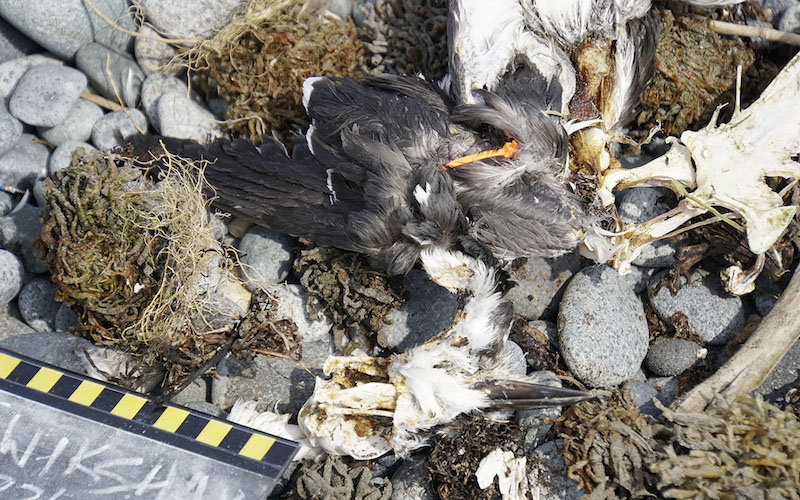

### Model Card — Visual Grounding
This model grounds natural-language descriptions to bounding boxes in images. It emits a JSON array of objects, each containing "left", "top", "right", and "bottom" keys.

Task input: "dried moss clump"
[
  {"left": 295, "top": 245, "right": 400, "bottom": 348},
  {"left": 38, "top": 148, "right": 244, "bottom": 386},
  {"left": 186, "top": 0, "right": 364, "bottom": 142},
  {"left": 426, "top": 416, "right": 525, "bottom": 500},
  {"left": 636, "top": 9, "right": 755, "bottom": 136},
  {"left": 234, "top": 289, "right": 300, "bottom": 360},
  {"left": 285, "top": 455, "right": 392, "bottom": 500},
  {"left": 357, "top": 0, "right": 448, "bottom": 80}
]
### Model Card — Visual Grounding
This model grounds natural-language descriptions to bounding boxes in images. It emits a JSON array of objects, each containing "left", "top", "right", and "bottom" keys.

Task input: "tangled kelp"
[
  {"left": 295, "top": 245, "right": 400, "bottom": 349},
  {"left": 38, "top": 148, "right": 243, "bottom": 387},
  {"left": 556, "top": 389, "right": 800, "bottom": 499},
  {"left": 184, "top": 0, "right": 364, "bottom": 142},
  {"left": 285, "top": 455, "right": 392, "bottom": 500}
]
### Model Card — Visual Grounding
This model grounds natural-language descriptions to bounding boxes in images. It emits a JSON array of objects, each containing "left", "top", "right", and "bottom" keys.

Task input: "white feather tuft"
[{"left": 302, "top": 76, "right": 324, "bottom": 112}]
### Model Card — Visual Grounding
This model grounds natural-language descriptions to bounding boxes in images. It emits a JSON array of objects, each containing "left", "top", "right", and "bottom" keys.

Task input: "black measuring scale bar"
[{"left": 0, "top": 347, "right": 298, "bottom": 499}]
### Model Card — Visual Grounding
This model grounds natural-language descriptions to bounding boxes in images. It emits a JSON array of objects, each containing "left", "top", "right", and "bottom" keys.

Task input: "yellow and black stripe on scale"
[{"left": 0, "top": 347, "right": 298, "bottom": 477}]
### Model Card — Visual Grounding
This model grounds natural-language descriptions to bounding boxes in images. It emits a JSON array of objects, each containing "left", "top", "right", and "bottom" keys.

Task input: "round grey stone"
[
  {"left": 0, "top": 191, "right": 13, "bottom": 216},
  {"left": 0, "top": 17, "right": 41, "bottom": 64},
  {"left": 0, "top": 106, "right": 22, "bottom": 156},
  {"left": 0, "top": 316, "right": 35, "bottom": 342},
  {"left": 558, "top": 265, "right": 649, "bottom": 387},
  {"left": 506, "top": 250, "right": 582, "bottom": 320},
  {"left": 391, "top": 457, "right": 436, "bottom": 500},
  {"left": 0, "top": 53, "right": 64, "bottom": 104},
  {"left": 134, "top": 25, "right": 179, "bottom": 76},
  {"left": 619, "top": 265, "right": 655, "bottom": 294},
  {"left": 623, "top": 379, "right": 660, "bottom": 417},
  {"left": 54, "top": 303, "right": 79, "bottom": 332},
  {"left": 617, "top": 186, "right": 673, "bottom": 225},
  {"left": 528, "top": 440, "right": 585, "bottom": 500},
  {"left": 8, "top": 64, "right": 87, "bottom": 126},
  {"left": 646, "top": 376, "right": 679, "bottom": 407},
  {"left": 211, "top": 284, "right": 333, "bottom": 414},
  {"left": 18, "top": 277, "right": 60, "bottom": 332},
  {"left": 32, "top": 178, "right": 47, "bottom": 207},
  {"left": 778, "top": 5, "right": 800, "bottom": 33},
  {"left": 157, "top": 91, "right": 222, "bottom": 143},
  {"left": 633, "top": 240, "right": 676, "bottom": 268},
  {"left": 0, "top": 331, "right": 95, "bottom": 372},
  {"left": 753, "top": 276, "right": 781, "bottom": 317},
  {"left": 38, "top": 98, "right": 103, "bottom": 146},
  {"left": 0, "top": 249, "right": 24, "bottom": 306},
  {"left": 0, "top": 202, "right": 48, "bottom": 273},
  {"left": 75, "top": 43, "right": 144, "bottom": 107},
  {"left": 645, "top": 337, "right": 706, "bottom": 376},
  {"left": 48, "top": 140, "right": 95, "bottom": 176},
  {"left": 0, "top": 0, "right": 134, "bottom": 60},
  {"left": 139, "top": 0, "right": 241, "bottom": 40},
  {"left": 377, "top": 268, "right": 459, "bottom": 350},
  {"left": 326, "top": 0, "right": 353, "bottom": 19},
  {"left": 237, "top": 226, "right": 294, "bottom": 290},
  {"left": 91, "top": 109, "right": 148, "bottom": 150},
  {"left": 648, "top": 269, "right": 746, "bottom": 345},
  {"left": 141, "top": 73, "right": 192, "bottom": 131},
  {"left": 0, "top": 133, "right": 49, "bottom": 190}
]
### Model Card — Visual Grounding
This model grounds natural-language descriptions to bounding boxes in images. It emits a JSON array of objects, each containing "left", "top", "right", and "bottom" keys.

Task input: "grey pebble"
[
  {"left": 157, "top": 91, "right": 223, "bottom": 143},
  {"left": 528, "top": 440, "right": 585, "bottom": 500},
  {"left": 0, "top": 191, "right": 13, "bottom": 216},
  {"left": 648, "top": 269, "right": 746, "bottom": 345},
  {"left": 620, "top": 265, "right": 655, "bottom": 294},
  {"left": 391, "top": 457, "right": 436, "bottom": 500},
  {"left": 183, "top": 401, "right": 227, "bottom": 419},
  {"left": 139, "top": 0, "right": 241, "bottom": 40},
  {"left": 558, "top": 265, "right": 649, "bottom": 387},
  {"left": 646, "top": 376, "right": 679, "bottom": 408},
  {"left": 753, "top": 276, "right": 781, "bottom": 317},
  {"left": 134, "top": 25, "right": 179, "bottom": 76},
  {"left": 778, "top": 5, "right": 800, "bottom": 33},
  {"left": 48, "top": 140, "right": 95, "bottom": 176},
  {"left": 326, "top": 0, "right": 353, "bottom": 19},
  {"left": 0, "top": 17, "right": 41, "bottom": 64},
  {"left": 0, "top": 53, "right": 64, "bottom": 104},
  {"left": 0, "top": 133, "right": 49, "bottom": 190},
  {"left": 140, "top": 74, "right": 193, "bottom": 131},
  {"left": 754, "top": 338, "right": 800, "bottom": 405},
  {"left": 645, "top": 337, "right": 706, "bottom": 376},
  {"left": 0, "top": 106, "right": 22, "bottom": 156},
  {"left": 171, "top": 378, "right": 210, "bottom": 407},
  {"left": 377, "top": 268, "right": 458, "bottom": 350},
  {"left": 53, "top": 303, "right": 78, "bottom": 333},
  {"left": 506, "top": 250, "right": 582, "bottom": 320},
  {"left": 617, "top": 187, "right": 676, "bottom": 268},
  {"left": 0, "top": 203, "right": 48, "bottom": 273},
  {"left": 18, "top": 277, "right": 60, "bottom": 332},
  {"left": 91, "top": 109, "right": 148, "bottom": 151},
  {"left": 623, "top": 380, "right": 660, "bottom": 417},
  {"left": 32, "top": 178, "right": 47, "bottom": 207},
  {"left": 516, "top": 371, "right": 563, "bottom": 451},
  {"left": 238, "top": 226, "right": 294, "bottom": 290},
  {"left": 0, "top": 249, "right": 25, "bottom": 307},
  {"left": 211, "top": 284, "right": 333, "bottom": 413},
  {"left": 76, "top": 43, "right": 144, "bottom": 107},
  {"left": 0, "top": 315, "right": 35, "bottom": 342},
  {"left": 0, "top": 331, "right": 94, "bottom": 372},
  {"left": 0, "top": 0, "right": 134, "bottom": 60},
  {"left": 9, "top": 64, "right": 87, "bottom": 127},
  {"left": 38, "top": 98, "right": 103, "bottom": 147}
]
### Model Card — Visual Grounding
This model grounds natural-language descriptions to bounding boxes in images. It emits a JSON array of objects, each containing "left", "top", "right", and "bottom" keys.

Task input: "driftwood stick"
[
  {"left": 675, "top": 263, "right": 800, "bottom": 412},
  {"left": 710, "top": 20, "right": 800, "bottom": 46}
]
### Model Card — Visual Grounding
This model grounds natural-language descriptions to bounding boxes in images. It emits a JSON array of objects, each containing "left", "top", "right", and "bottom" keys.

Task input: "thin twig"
[
  {"left": 710, "top": 20, "right": 800, "bottom": 46},
  {"left": 80, "top": 89, "right": 123, "bottom": 111}
]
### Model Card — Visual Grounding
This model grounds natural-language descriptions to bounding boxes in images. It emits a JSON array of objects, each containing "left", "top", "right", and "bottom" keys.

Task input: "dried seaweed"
[
  {"left": 426, "top": 416, "right": 525, "bottom": 500},
  {"left": 636, "top": 9, "right": 755, "bottom": 137},
  {"left": 233, "top": 289, "right": 300, "bottom": 360},
  {"left": 357, "top": 0, "right": 448, "bottom": 80},
  {"left": 185, "top": 0, "right": 365, "bottom": 142},
  {"left": 294, "top": 245, "right": 400, "bottom": 349},
  {"left": 285, "top": 455, "right": 392, "bottom": 500}
]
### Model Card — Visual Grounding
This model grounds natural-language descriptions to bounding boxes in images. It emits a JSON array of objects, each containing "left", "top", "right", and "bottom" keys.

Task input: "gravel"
[
  {"left": 376, "top": 268, "right": 459, "bottom": 350},
  {"left": 0, "top": 0, "right": 134, "bottom": 60},
  {"left": 558, "top": 265, "right": 649, "bottom": 387},
  {"left": 505, "top": 250, "right": 582, "bottom": 320},
  {"left": 0, "top": 249, "right": 25, "bottom": 307},
  {"left": 17, "top": 276, "right": 60, "bottom": 332},
  {"left": 75, "top": 43, "right": 144, "bottom": 107},
  {"left": 91, "top": 109, "right": 148, "bottom": 150},
  {"left": 648, "top": 269, "right": 746, "bottom": 345},
  {"left": 645, "top": 337, "right": 707, "bottom": 376},
  {"left": 237, "top": 226, "right": 294, "bottom": 290},
  {"left": 8, "top": 64, "right": 87, "bottom": 127},
  {"left": 0, "top": 133, "right": 49, "bottom": 190},
  {"left": 37, "top": 98, "right": 103, "bottom": 146}
]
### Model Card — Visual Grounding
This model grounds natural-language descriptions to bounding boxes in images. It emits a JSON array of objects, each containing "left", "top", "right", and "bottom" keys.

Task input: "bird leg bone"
[{"left": 587, "top": 50, "right": 800, "bottom": 278}]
